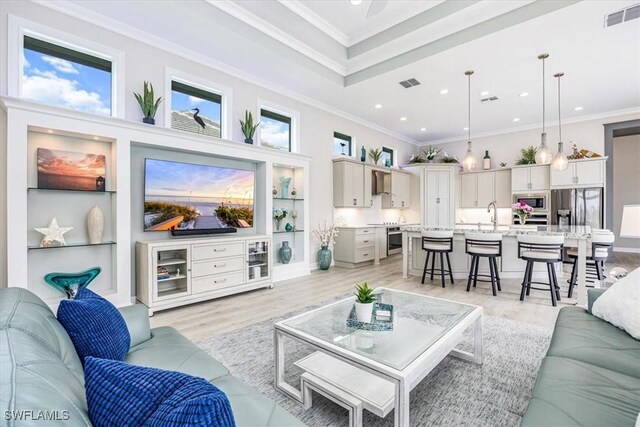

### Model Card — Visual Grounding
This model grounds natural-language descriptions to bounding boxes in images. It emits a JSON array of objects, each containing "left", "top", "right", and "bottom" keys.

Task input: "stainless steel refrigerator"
[{"left": 550, "top": 188, "right": 604, "bottom": 228}]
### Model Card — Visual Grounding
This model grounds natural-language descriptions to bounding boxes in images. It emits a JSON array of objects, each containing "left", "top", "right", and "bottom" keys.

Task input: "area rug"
[{"left": 196, "top": 297, "right": 552, "bottom": 427}]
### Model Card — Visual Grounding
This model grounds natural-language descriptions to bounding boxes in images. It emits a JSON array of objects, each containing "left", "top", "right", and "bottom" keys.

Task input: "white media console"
[{"left": 136, "top": 235, "right": 272, "bottom": 314}]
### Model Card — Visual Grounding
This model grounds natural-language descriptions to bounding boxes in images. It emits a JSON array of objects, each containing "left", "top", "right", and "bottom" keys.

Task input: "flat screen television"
[{"left": 144, "top": 158, "right": 255, "bottom": 232}]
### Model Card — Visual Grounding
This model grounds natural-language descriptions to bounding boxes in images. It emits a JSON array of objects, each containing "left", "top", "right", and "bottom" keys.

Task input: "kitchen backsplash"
[{"left": 334, "top": 195, "right": 420, "bottom": 225}]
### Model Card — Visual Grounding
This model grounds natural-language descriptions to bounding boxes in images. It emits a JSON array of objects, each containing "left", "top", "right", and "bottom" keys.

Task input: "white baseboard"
[{"left": 613, "top": 246, "right": 640, "bottom": 254}]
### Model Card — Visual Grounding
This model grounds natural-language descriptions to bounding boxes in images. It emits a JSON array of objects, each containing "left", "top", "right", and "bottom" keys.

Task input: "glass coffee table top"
[{"left": 282, "top": 289, "right": 476, "bottom": 370}]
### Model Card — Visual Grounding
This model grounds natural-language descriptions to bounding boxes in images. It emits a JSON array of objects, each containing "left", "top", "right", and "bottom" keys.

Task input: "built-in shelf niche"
[{"left": 272, "top": 164, "right": 305, "bottom": 268}]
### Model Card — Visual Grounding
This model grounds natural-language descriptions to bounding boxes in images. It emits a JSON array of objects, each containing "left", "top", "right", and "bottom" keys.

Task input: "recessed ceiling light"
[
  {"left": 47, "top": 129, "right": 53, "bottom": 133},
  {"left": 513, "top": 118, "right": 520, "bottom": 122},
  {"left": 420, "top": 127, "right": 426, "bottom": 131},
  {"left": 374, "top": 104, "right": 382, "bottom": 109},
  {"left": 440, "top": 89, "right": 449, "bottom": 95},
  {"left": 400, "top": 117, "right": 407, "bottom": 121},
  {"left": 574, "top": 106, "right": 583, "bottom": 111},
  {"left": 463, "top": 127, "right": 469, "bottom": 131},
  {"left": 350, "top": 0, "right": 362, "bottom": 5},
  {"left": 480, "top": 91, "right": 490, "bottom": 96},
  {"left": 93, "top": 136, "right": 99, "bottom": 140},
  {"left": 520, "top": 92, "right": 529, "bottom": 97}
]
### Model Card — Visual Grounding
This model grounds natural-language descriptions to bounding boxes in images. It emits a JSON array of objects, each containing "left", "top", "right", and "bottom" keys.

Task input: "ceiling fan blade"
[{"left": 366, "top": 0, "right": 388, "bottom": 18}]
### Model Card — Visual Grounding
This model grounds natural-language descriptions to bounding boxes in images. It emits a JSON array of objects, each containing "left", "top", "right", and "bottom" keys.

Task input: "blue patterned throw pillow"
[
  {"left": 84, "top": 357, "right": 236, "bottom": 427},
  {"left": 57, "top": 288, "right": 130, "bottom": 363}
]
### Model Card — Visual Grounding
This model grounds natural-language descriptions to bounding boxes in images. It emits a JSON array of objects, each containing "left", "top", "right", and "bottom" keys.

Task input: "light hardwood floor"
[{"left": 150, "top": 252, "right": 640, "bottom": 342}]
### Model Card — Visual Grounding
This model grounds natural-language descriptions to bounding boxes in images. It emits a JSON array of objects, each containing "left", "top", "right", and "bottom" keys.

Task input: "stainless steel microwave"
[{"left": 513, "top": 194, "right": 547, "bottom": 211}]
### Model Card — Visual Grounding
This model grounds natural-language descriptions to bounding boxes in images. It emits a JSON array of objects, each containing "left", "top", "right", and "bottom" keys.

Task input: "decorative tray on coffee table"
[{"left": 346, "top": 302, "right": 394, "bottom": 331}]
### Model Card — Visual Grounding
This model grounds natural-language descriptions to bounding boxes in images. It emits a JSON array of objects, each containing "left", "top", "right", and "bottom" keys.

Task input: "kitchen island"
[{"left": 402, "top": 225, "right": 592, "bottom": 306}]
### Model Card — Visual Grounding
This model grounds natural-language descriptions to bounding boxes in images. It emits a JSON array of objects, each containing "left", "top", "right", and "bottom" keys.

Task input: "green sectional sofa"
[
  {"left": 0, "top": 288, "right": 303, "bottom": 427},
  {"left": 522, "top": 289, "right": 640, "bottom": 426}
]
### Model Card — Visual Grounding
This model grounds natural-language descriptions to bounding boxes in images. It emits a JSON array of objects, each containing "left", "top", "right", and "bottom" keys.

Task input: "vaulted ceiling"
[{"left": 50, "top": 0, "right": 640, "bottom": 144}]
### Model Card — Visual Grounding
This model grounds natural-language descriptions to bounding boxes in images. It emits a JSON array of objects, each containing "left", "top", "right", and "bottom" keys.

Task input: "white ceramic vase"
[
  {"left": 87, "top": 206, "right": 104, "bottom": 244},
  {"left": 354, "top": 301, "right": 374, "bottom": 323}
]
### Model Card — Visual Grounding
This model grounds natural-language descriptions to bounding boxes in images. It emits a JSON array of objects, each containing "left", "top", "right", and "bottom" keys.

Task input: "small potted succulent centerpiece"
[
  {"left": 313, "top": 221, "right": 339, "bottom": 270},
  {"left": 240, "top": 110, "right": 260, "bottom": 144},
  {"left": 513, "top": 201, "right": 533, "bottom": 225},
  {"left": 354, "top": 282, "right": 376, "bottom": 323},
  {"left": 133, "top": 81, "right": 162, "bottom": 125},
  {"left": 273, "top": 207, "right": 288, "bottom": 231},
  {"left": 423, "top": 146, "right": 442, "bottom": 163},
  {"left": 369, "top": 148, "right": 383, "bottom": 165}
]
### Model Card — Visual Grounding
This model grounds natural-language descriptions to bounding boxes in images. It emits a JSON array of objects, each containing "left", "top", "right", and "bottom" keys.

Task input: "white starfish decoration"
[{"left": 34, "top": 218, "right": 73, "bottom": 247}]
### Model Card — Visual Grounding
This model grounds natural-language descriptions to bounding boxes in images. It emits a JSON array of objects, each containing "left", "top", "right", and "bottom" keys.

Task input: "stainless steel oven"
[
  {"left": 387, "top": 226, "right": 402, "bottom": 255},
  {"left": 512, "top": 194, "right": 549, "bottom": 225}
]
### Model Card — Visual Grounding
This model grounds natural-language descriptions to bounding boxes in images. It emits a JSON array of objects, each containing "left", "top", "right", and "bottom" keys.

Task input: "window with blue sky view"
[
  {"left": 22, "top": 40, "right": 112, "bottom": 115},
  {"left": 171, "top": 81, "right": 222, "bottom": 138},
  {"left": 260, "top": 109, "right": 291, "bottom": 152}
]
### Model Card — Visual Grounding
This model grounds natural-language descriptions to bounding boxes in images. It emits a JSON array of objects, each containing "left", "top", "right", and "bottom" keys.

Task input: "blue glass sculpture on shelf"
[{"left": 44, "top": 267, "right": 102, "bottom": 299}]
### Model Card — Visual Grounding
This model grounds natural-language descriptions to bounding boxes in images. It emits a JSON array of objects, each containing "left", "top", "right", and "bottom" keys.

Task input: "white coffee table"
[{"left": 274, "top": 288, "right": 483, "bottom": 427}]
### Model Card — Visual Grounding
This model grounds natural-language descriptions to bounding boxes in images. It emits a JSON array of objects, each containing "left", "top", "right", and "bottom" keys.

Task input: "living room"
[{"left": 1, "top": 1, "right": 639, "bottom": 426}]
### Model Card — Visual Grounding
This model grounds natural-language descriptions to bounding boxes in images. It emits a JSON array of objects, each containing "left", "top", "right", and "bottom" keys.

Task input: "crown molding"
[
  {"left": 28, "top": 0, "right": 419, "bottom": 146},
  {"left": 205, "top": 0, "right": 346, "bottom": 76},
  {"left": 418, "top": 107, "right": 640, "bottom": 146},
  {"left": 278, "top": 0, "right": 350, "bottom": 47}
]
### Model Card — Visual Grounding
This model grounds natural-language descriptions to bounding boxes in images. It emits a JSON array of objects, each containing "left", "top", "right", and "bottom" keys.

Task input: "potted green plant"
[
  {"left": 354, "top": 282, "right": 376, "bottom": 323},
  {"left": 440, "top": 153, "right": 459, "bottom": 163},
  {"left": 368, "top": 148, "right": 382, "bottom": 165},
  {"left": 423, "top": 146, "right": 442, "bottom": 163},
  {"left": 408, "top": 154, "right": 426, "bottom": 164},
  {"left": 240, "top": 110, "right": 260, "bottom": 144},
  {"left": 515, "top": 146, "right": 537, "bottom": 165},
  {"left": 133, "top": 81, "right": 162, "bottom": 125}
]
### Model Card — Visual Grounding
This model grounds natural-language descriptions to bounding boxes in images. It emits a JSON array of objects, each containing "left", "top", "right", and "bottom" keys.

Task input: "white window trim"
[
  {"left": 382, "top": 145, "right": 397, "bottom": 167},
  {"left": 8, "top": 15, "right": 125, "bottom": 118},
  {"left": 257, "top": 99, "right": 300, "bottom": 153},
  {"left": 333, "top": 131, "right": 356, "bottom": 158},
  {"left": 164, "top": 68, "right": 233, "bottom": 140}
]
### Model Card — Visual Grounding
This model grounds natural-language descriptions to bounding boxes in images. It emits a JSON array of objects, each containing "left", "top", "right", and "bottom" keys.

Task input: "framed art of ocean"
[{"left": 37, "top": 148, "right": 106, "bottom": 191}]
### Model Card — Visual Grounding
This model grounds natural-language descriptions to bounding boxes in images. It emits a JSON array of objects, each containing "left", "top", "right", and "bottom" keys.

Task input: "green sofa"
[
  {"left": 0, "top": 288, "right": 303, "bottom": 427},
  {"left": 521, "top": 289, "right": 640, "bottom": 426}
]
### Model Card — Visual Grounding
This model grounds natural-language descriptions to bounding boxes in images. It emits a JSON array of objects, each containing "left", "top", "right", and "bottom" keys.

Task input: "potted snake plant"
[
  {"left": 133, "top": 81, "right": 162, "bottom": 125},
  {"left": 240, "top": 110, "right": 260, "bottom": 144},
  {"left": 354, "top": 282, "right": 376, "bottom": 323}
]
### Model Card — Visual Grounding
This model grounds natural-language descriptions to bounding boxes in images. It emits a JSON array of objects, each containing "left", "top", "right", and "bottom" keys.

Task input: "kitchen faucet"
[{"left": 487, "top": 201, "right": 498, "bottom": 230}]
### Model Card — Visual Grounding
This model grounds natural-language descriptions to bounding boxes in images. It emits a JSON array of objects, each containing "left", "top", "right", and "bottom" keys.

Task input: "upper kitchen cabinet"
[
  {"left": 511, "top": 165, "right": 549, "bottom": 192},
  {"left": 550, "top": 158, "right": 606, "bottom": 189},
  {"left": 382, "top": 170, "right": 411, "bottom": 209},
  {"left": 460, "top": 170, "right": 511, "bottom": 208},
  {"left": 494, "top": 170, "right": 512, "bottom": 207},
  {"left": 333, "top": 160, "right": 366, "bottom": 207}
]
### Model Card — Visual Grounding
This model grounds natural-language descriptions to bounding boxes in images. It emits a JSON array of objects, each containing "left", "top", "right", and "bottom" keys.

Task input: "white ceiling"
[{"left": 49, "top": 0, "right": 640, "bottom": 145}]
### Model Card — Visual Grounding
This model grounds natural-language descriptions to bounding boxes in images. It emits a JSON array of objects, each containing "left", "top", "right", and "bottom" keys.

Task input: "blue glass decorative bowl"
[{"left": 44, "top": 267, "right": 102, "bottom": 299}]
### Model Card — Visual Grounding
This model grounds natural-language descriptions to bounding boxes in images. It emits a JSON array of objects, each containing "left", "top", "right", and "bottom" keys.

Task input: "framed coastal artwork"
[{"left": 37, "top": 148, "right": 106, "bottom": 191}]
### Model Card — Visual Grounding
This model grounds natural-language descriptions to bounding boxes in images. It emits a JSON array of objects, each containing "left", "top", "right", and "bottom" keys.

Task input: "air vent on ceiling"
[
  {"left": 399, "top": 78, "right": 421, "bottom": 88},
  {"left": 481, "top": 96, "right": 499, "bottom": 103},
  {"left": 605, "top": 4, "right": 639, "bottom": 27}
]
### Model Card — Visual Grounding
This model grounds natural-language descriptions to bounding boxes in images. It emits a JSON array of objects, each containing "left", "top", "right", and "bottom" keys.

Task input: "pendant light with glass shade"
[
  {"left": 535, "top": 53, "right": 552, "bottom": 165},
  {"left": 462, "top": 70, "right": 476, "bottom": 171},
  {"left": 552, "top": 72, "right": 569, "bottom": 171}
]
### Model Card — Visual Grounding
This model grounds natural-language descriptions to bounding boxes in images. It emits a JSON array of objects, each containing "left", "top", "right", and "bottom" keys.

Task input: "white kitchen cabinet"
[
  {"left": 382, "top": 170, "right": 411, "bottom": 209},
  {"left": 460, "top": 173, "right": 477, "bottom": 208},
  {"left": 550, "top": 158, "right": 606, "bottom": 189},
  {"left": 494, "top": 170, "right": 512, "bottom": 207},
  {"left": 334, "top": 227, "right": 376, "bottom": 268},
  {"left": 422, "top": 166, "right": 456, "bottom": 227},
  {"left": 511, "top": 165, "right": 549, "bottom": 192},
  {"left": 376, "top": 227, "right": 387, "bottom": 260},
  {"left": 476, "top": 172, "right": 495, "bottom": 207},
  {"left": 363, "top": 165, "right": 373, "bottom": 207},
  {"left": 333, "top": 161, "right": 366, "bottom": 207}
]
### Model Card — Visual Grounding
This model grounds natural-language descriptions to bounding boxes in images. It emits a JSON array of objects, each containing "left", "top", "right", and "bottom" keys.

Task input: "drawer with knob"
[
  {"left": 192, "top": 242, "right": 244, "bottom": 261},
  {"left": 355, "top": 235, "right": 375, "bottom": 249},
  {"left": 192, "top": 271, "right": 245, "bottom": 294},
  {"left": 191, "top": 256, "right": 245, "bottom": 277},
  {"left": 354, "top": 248, "right": 375, "bottom": 263}
]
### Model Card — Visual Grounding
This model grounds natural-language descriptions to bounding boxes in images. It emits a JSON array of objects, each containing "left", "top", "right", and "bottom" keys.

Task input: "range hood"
[{"left": 372, "top": 170, "right": 391, "bottom": 195}]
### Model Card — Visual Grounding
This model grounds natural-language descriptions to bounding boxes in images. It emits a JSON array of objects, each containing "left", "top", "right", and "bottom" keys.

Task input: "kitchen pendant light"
[
  {"left": 552, "top": 72, "right": 569, "bottom": 171},
  {"left": 535, "top": 53, "right": 552, "bottom": 165},
  {"left": 462, "top": 70, "right": 476, "bottom": 171}
]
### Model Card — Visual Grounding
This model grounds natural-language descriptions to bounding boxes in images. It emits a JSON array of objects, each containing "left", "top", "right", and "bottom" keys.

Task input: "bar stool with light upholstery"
[
  {"left": 567, "top": 230, "right": 614, "bottom": 298},
  {"left": 465, "top": 232, "right": 503, "bottom": 296},
  {"left": 517, "top": 234, "right": 564, "bottom": 306},
  {"left": 421, "top": 230, "right": 454, "bottom": 287}
]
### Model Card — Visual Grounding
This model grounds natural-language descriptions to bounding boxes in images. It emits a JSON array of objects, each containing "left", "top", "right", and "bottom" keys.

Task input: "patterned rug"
[{"left": 196, "top": 297, "right": 552, "bottom": 426}]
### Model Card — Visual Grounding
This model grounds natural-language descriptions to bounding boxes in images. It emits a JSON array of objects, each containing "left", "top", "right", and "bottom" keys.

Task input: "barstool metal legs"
[
  {"left": 466, "top": 256, "right": 477, "bottom": 292},
  {"left": 445, "top": 253, "right": 455, "bottom": 284},
  {"left": 421, "top": 250, "right": 454, "bottom": 287},
  {"left": 421, "top": 252, "right": 430, "bottom": 284},
  {"left": 466, "top": 255, "right": 499, "bottom": 296}
]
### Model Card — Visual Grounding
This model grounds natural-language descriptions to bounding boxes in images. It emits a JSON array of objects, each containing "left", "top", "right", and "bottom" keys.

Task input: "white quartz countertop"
[
  {"left": 339, "top": 223, "right": 419, "bottom": 229},
  {"left": 401, "top": 225, "right": 592, "bottom": 239}
]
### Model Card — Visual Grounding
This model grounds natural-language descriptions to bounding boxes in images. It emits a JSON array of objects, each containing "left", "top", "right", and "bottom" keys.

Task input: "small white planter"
[{"left": 354, "top": 301, "right": 374, "bottom": 323}]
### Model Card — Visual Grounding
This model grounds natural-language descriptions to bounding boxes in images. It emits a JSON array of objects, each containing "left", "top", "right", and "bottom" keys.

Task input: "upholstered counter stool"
[
  {"left": 464, "top": 232, "right": 503, "bottom": 296},
  {"left": 421, "top": 230, "right": 454, "bottom": 287},
  {"left": 567, "top": 230, "right": 614, "bottom": 298},
  {"left": 517, "top": 235, "right": 564, "bottom": 307}
]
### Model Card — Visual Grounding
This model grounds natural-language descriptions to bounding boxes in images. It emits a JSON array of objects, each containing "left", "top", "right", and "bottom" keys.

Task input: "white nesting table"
[{"left": 274, "top": 288, "right": 483, "bottom": 427}]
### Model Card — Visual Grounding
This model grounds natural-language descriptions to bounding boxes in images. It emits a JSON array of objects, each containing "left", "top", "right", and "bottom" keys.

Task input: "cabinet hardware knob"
[
  {"left": 214, "top": 263, "right": 226, "bottom": 268},
  {"left": 363, "top": 253, "right": 369, "bottom": 256},
  {"left": 363, "top": 240, "right": 369, "bottom": 243},
  {"left": 213, "top": 248, "right": 226, "bottom": 252},
  {"left": 214, "top": 279, "right": 227, "bottom": 284}
]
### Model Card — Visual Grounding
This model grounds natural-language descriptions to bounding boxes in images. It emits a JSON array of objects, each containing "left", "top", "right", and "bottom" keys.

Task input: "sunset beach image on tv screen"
[
  {"left": 144, "top": 159, "right": 255, "bottom": 231},
  {"left": 37, "top": 148, "right": 106, "bottom": 191}
]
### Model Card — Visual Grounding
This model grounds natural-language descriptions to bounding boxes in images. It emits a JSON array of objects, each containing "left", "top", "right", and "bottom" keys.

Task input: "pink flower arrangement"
[{"left": 512, "top": 201, "right": 533, "bottom": 224}]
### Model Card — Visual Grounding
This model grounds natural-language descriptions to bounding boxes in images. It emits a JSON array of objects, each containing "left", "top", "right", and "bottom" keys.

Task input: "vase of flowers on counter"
[
  {"left": 313, "top": 221, "right": 339, "bottom": 270},
  {"left": 513, "top": 201, "right": 533, "bottom": 225},
  {"left": 273, "top": 207, "right": 288, "bottom": 231}
]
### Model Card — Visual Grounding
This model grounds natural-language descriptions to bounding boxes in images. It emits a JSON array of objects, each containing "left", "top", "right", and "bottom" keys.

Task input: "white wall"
[
  {"left": 424, "top": 113, "right": 640, "bottom": 168},
  {"left": 0, "top": 1, "right": 421, "bottom": 275},
  {"left": 0, "top": 108, "right": 6, "bottom": 287},
  {"left": 613, "top": 134, "right": 640, "bottom": 251}
]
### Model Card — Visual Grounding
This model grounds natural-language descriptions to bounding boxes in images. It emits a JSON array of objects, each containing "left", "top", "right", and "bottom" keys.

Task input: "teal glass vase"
[
  {"left": 44, "top": 267, "right": 102, "bottom": 299},
  {"left": 279, "top": 241, "right": 292, "bottom": 264},
  {"left": 318, "top": 245, "right": 332, "bottom": 270}
]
